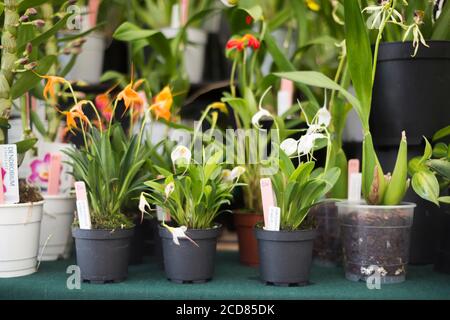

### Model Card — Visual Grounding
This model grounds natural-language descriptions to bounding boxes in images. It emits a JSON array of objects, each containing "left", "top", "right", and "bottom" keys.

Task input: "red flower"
[
  {"left": 226, "top": 34, "right": 260, "bottom": 52},
  {"left": 243, "top": 34, "right": 260, "bottom": 49},
  {"left": 245, "top": 15, "right": 253, "bottom": 25},
  {"left": 226, "top": 38, "right": 245, "bottom": 51}
]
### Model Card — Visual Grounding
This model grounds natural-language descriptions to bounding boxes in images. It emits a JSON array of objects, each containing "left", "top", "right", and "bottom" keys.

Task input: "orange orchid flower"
[
  {"left": 62, "top": 100, "right": 91, "bottom": 133},
  {"left": 150, "top": 86, "right": 173, "bottom": 122},
  {"left": 117, "top": 82, "right": 144, "bottom": 112},
  {"left": 41, "top": 75, "right": 68, "bottom": 101}
]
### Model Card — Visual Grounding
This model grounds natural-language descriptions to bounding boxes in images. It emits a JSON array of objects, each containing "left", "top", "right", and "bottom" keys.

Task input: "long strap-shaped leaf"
[{"left": 344, "top": 0, "right": 373, "bottom": 132}]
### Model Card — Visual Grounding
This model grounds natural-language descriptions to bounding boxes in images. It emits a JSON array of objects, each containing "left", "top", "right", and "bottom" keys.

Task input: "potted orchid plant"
[
  {"left": 141, "top": 143, "right": 245, "bottom": 284},
  {"left": 361, "top": 0, "right": 450, "bottom": 264},
  {"left": 408, "top": 126, "right": 450, "bottom": 273},
  {"left": 0, "top": 0, "right": 75, "bottom": 278},
  {"left": 254, "top": 104, "right": 341, "bottom": 286},
  {"left": 48, "top": 74, "right": 153, "bottom": 283}
]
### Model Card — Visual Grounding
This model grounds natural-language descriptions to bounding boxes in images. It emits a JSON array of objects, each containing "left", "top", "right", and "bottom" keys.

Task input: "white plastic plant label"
[
  {"left": 348, "top": 173, "right": 362, "bottom": 202},
  {"left": 260, "top": 178, "right": 277, "bottom": 228},
  {"left": 264, "top": 206, "right": 281, "bottom": 231},
  {"left": 21, "top": 141, "right": 74, "bottom": 195},
  {"left": 0, "top": 144, "right": 20, "bottom": 204},
  {"left": 75, "top": 181, "right": 92, "bottom": 230}
]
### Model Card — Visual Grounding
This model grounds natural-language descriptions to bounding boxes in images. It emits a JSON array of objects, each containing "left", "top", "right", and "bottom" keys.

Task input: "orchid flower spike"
[
  {"left": 252, "top": 86, "right": 273, "bottom": 130},
  {"left": 138, "top": 193, "right": 151, "bottom": 223}
]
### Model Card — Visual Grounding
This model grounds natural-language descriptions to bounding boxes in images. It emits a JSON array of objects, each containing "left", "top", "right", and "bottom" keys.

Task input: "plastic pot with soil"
[
  {"left": 233, "top": 211, "right": 263, "bottom": 266},
  {"left": 337, "top": 201, "right": 415, "bottom": 284},
  {"left": 72, "top": 228, "right": 134, "bottom": 284},
  {"left": 0, "top": 181, "right": 44, "bottom": 278},
  {"left": 255, "top": 227, "right": 317, "bottom": 286},
  {"left": 158, "top": 224, "right": 222, "bottom": 284},
  {"left": 39, "top": 195, "right": 76, "bottom": 261},
  {"left": 310, "top": 201, "right": 342, "bottom": 267}
]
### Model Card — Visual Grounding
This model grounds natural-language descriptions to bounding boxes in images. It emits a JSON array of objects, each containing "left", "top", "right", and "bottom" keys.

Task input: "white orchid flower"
[
  {"left": 317, "top": 107, "right": 331, "bottom": 127},
  {"left": 171, "top": 145, "right": 191, "bottom": 166},
  {"left": 298, "top": 133, "right": 325, "bottom": 156},
  {"left": 252, "top": 108, "right": 272, "bottom": 129},
  {"left": 139, "top": 193, "right": 151, "bottom": 215},
  {"left": 280, "top": 138, "right": 299, "bottom": 156},
  {"left": 231, "top": 166, "right": 246, "bottom": 180},
  {"left": 164, "top": 225, "right": 199, "bottom": 247},
  {"left": 220, "top": 0, "right": 238, "bottom": 7},
  {"left": 252, "top": 86, "right": 273, "bottom": 130},
  {"left": 165, "top": 182, "right": 175, "bottom": 199},
  {"left": 221, "top": 169, "right": 233, "bottom": 182}
]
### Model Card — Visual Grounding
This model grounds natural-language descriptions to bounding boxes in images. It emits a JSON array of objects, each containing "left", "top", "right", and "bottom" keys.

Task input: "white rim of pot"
[
  {"left": 336, "top": 201, "right": 416, "bottom": 210},
  {"left": 0, "top": 201, "right": 45, "bottom": 209},
  {"left": 43, "top": 194, "right": 76, "bottom": 201}
]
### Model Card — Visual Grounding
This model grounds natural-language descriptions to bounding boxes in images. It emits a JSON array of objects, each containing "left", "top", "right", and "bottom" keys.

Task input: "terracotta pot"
[{"left": 234, "top": 212, "right": 263, "bottom": 266}]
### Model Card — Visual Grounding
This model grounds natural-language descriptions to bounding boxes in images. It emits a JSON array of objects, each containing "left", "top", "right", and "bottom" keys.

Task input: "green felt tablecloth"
[{"left": 1, "top": 252, "right": 449, "bottom": 300}]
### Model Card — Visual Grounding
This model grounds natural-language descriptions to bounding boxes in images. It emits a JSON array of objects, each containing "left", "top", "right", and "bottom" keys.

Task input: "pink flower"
[{"left": 29, "top": 153, "right": 51, "bottom": 183}]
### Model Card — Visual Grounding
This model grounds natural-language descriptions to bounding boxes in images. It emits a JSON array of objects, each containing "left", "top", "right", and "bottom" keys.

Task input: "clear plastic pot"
[
  {"left": 311, "top": 201, "right": 342, "bottom": 267},
  {"left": 336, "top": 201, "right": 416, "bottom": 284}
]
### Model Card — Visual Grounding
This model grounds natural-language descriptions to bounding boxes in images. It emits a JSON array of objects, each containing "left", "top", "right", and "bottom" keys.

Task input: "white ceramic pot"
[
  {"left": 161, "top": 28, "right": 208, "bottom": 84},
  {"left": 0, "top": 201, "right": 44, "bottom": 278},
  {"left": 39, "top": 195, "right": 76, "bottom": 261},
  {"left": 60, "top": 32, "right": 105, "bottom": 84}
]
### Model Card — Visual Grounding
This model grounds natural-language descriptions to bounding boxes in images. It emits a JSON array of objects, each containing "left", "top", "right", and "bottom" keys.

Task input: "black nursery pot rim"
[
  {"left": 336, "top": 201, "right": 416, "bottom": 210},
  {"left": 72, "top": 227, "right": 134, "bottom": 240},
  {"left": 376, "top": 40, "right": 450, "bottom": 61},
  {"left": 255, "top": 226, "right": 317, "bottom": 242},
  {"left": 158, "top": 223, "right": 222, "bottom": 240}
]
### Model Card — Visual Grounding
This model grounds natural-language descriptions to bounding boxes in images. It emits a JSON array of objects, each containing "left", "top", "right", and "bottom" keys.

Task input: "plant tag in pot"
[
  {"left": 348, "top": 173, "right": 362, "bottom": 202},
  {"left": 22, "top": 142, "right": 74, "bottom": 195},
  {"left": 264, "top": 206, "right": 281, "bottom": 231},
  {"left": 260, "top": 178, "right": 277, "bottom": 228},
  {"left": 0, "top": 144, "right": 20, "bottom": 204},
  {"left": 47, "top": 154, "right": 62, "bottom": 196},
  {"left": 156, "top": 206, "right": 171, "bottom": 222},
  {"left": 75, "top": 181, "right": 91, "bottom": 229}
]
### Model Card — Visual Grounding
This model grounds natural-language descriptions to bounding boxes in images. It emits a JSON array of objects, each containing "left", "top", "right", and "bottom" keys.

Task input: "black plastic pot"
[
  {"left": 371, "top": 41, "right": 450, "bottom": 146},
  {"left": 158, "top": 224, "right": 222, "bottom": 284},
  {"left": 255, "top": 227, "right": 317, "bottom": 286},
  {"left": 434, "top": 202, "right": 450, "bottom": 274},
  {"left": 72, "top": 228, "right": 134, "bottom": 284},
  {"left": 129, "top": 217, "right": 145, "bottom": 265}
]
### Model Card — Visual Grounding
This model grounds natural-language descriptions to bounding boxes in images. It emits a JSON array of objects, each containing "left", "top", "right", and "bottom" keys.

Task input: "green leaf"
[
  {"left": 15, "top": 138, "right": 38, "bottom": 154},
  {"left": 30, "top": 111, "right": 47, "bottom": 137},
  {"left": 18, "top": 14, "right": 71, "bottom": 51},
  {"left": 264, "top": 32, "right": 319, "bottom": 108},
  {"left": 438, "top": 196, "right": 450, "bottom": 204},
  {"left": 433, "top": 143, "right": 448, "bottom": 159},
  {"left": 12, "top": 55, "right": 56, "bottom": 99},
  {"left": 274, "top": 71, "right": 362, "bottom": 119},
  {"left": 238, "top": 1, "right": 263, "bottom": 21},
  {"left": 427, "top": 159, "right": 450, "bottom": 180},
  {"left": 60, "top": 54, "right": 78, "bottom": 77},
  {"left": 412, "top": 170, "right": 440, "bottom": 206},
  {"left": 432, "top": 125, "right": 450, "bottom": 142},
  {"left": 344, "top": 0, "right": 373, "bottom": 131},
  {"left": 419, "top": 137, "right": 433, "bottom": 164},
  {"left": 432, "top": 0, "right": 450, "bottom": 40},
  {"left": 18, "top": 0, "right": 52, "bottom": 12}
]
